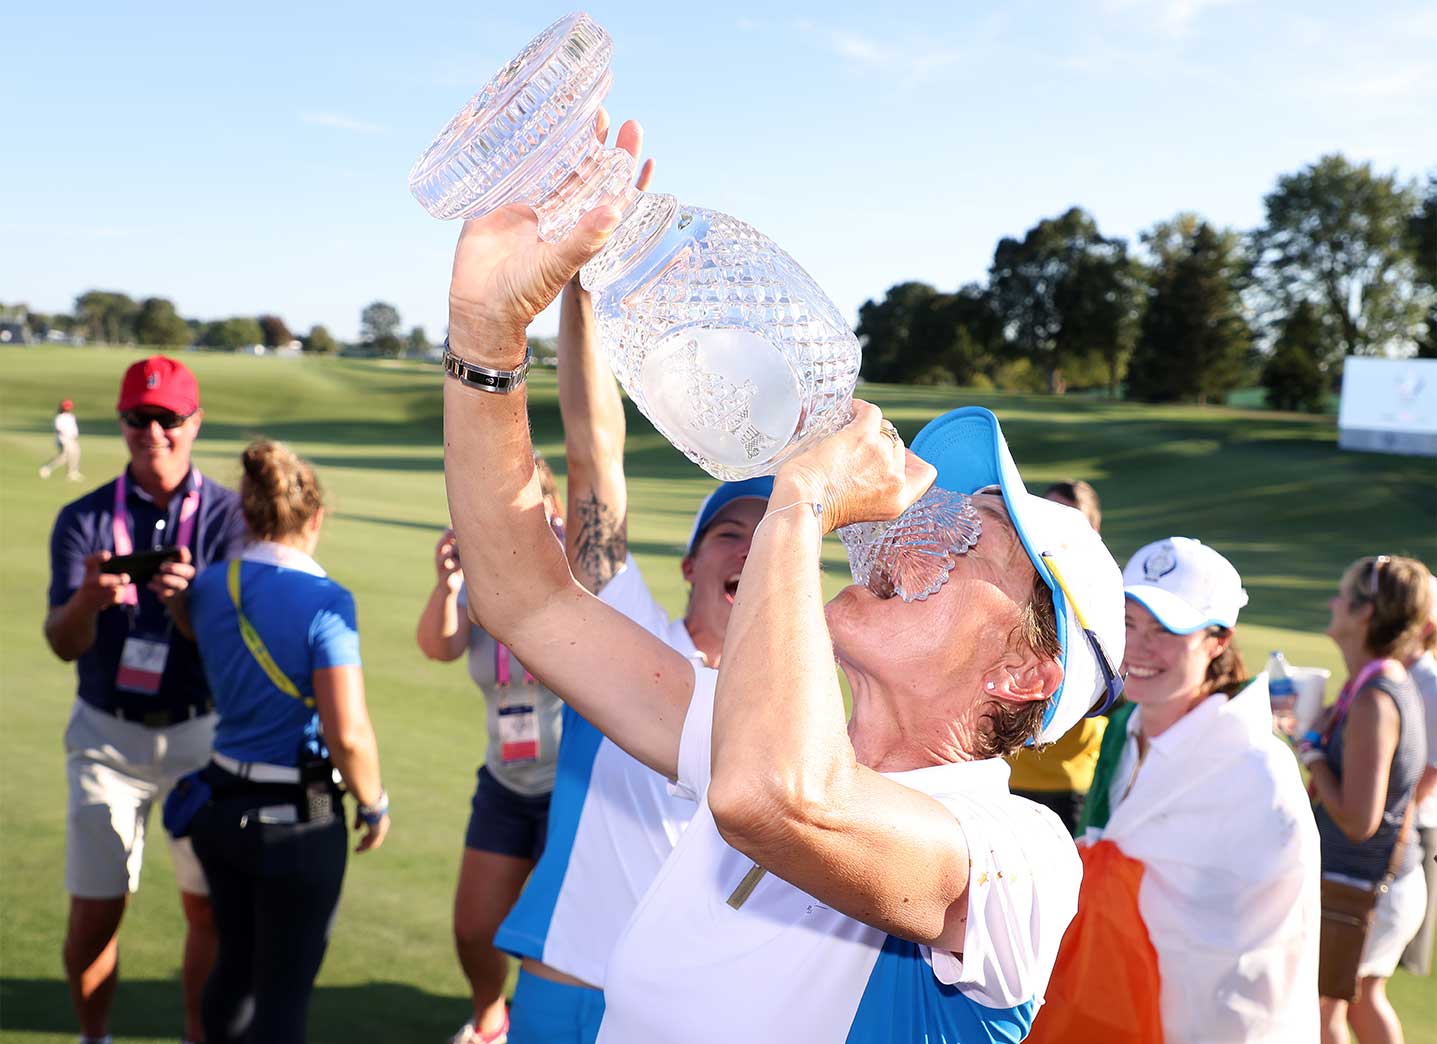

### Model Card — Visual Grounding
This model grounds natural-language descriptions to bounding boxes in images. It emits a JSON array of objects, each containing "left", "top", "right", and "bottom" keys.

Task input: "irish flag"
[{"left": 1027, "top": 677, "right": 1321, "bottom": 1043}]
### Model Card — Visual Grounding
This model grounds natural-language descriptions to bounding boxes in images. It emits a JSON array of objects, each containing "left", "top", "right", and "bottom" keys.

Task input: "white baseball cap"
[
  {"left": 1122, "top": 537, "right": 1249, "bottom": 634},
  {"left": 910, "top": 407, "right": 1127, "bottom": 744}
]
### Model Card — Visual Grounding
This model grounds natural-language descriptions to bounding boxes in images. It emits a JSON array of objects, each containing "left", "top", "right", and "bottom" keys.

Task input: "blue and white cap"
[
  {"left": 685, "top": 476, "right": 775, "bottom": 555},
  {"left": 910, "top": 407, "right": 1126, "bottom": 744},
  {"left": 1122, "top": 537, "right": 1248, "bottom": 634}
]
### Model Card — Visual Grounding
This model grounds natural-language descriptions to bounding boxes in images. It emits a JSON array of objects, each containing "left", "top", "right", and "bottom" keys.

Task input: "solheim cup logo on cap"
[
  {"left": 1142, "top": 543, "right": 1178, "bottom": 583},
  {"left": 146, "top": 372, "right": 160, "bottom": 389}
]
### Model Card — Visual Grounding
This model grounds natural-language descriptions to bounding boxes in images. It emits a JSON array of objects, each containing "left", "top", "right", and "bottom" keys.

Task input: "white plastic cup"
[{"left": 1291, "top": 667, "right": 1331, "bottom": 735}]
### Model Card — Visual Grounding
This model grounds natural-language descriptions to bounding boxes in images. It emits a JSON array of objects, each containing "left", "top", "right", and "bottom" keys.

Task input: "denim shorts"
[{"left": 464, "top": 764, "right": 551, "bottom": 860}]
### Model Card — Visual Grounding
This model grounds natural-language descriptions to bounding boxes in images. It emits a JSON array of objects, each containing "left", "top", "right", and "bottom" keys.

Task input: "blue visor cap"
[
  {"left": 909, "top": 407, "right": 1127, "bottom": 744},
  {"left": 686, "top": 476, "right": 776, "bottom": 555}
]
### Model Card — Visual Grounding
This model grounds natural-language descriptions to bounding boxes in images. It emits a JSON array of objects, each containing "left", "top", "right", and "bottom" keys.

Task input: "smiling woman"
[{"left": 1030, "top": 536, "right": 1321, "bottom": 1043}]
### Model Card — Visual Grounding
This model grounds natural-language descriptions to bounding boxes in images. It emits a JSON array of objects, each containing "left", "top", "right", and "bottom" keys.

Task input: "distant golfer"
[
  {"left": 40, "top": 398, "right": 83, "bottom": 481},
  {"left": 44, "top": 355, "right": 246, "bottom": 1044}
]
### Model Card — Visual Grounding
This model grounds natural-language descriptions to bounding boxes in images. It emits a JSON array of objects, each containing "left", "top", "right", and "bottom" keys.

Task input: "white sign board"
[{"left": 1337, "top": 357, "right": 1437, "bottom": 457}]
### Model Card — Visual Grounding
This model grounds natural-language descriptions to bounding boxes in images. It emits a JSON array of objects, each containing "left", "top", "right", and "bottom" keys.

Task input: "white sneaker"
[{"left": 449, "top": 1015, "right": 508, "bottom": 1044}]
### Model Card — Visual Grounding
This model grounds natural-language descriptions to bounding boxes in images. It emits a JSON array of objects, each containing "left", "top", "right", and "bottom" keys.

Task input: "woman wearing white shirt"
[
  {"left": 436, "top": 138, "right": 1130, "bottom": 1042},
  {"left": 1030, "top": 537, "right": 1320, "bottom": 1044}
]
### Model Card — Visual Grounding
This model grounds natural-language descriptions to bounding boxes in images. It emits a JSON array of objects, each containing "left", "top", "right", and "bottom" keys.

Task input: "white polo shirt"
[
  {"left": 495, "top": 555, "right": 702, "bottom": 986},
  {"left": 599, "top": 667, "right": 1082, "bottom": 1043}
]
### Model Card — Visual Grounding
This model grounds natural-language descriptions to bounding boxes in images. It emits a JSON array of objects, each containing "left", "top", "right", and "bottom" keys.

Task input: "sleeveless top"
[{"left": 1315, "top": 673, "right": 1424, "bottom": 882}]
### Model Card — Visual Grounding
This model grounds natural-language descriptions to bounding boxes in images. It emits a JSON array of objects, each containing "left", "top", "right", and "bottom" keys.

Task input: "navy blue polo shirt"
[{"left": 48, "top": 467, "right": 247, "bottom": 722}]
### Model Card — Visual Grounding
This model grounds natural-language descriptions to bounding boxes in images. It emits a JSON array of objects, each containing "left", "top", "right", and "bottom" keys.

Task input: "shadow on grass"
[{"left": 0, "top": 977, "right": 470, "bottom": 1042}]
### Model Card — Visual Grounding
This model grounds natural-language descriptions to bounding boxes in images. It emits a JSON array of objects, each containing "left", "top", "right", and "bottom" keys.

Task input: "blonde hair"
[
  {"left": 1343, "top": 555, "right": 1436, "bottom": 662},
  {"left": 240, "top": 439, "right": 324, "bottom": 541}
]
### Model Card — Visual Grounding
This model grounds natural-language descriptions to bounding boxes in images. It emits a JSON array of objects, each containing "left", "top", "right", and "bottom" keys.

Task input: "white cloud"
[
  {"left": 827, "top": 31, "right": 897, "bottom": 66},
  {"left": 1098, "top": 0, "right": 1246, "bottom": 37},
  {"left": 299, "top": 112, "right": 387, "bottom": 134},
  {"left": 789, "top": 21, "right": 965, "bottom": 82}
]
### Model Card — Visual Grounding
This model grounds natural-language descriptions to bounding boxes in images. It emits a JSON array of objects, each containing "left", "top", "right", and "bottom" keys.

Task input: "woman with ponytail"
[
  {"left": 1029, "top": 537, "right": 1320, "bottom": 1043},
  {"left": 183, "top": 439, "right": 388, "bottom": 1044},
  {"left": 1310, "top": 555, "right": 1432, "bottom": 1044}
]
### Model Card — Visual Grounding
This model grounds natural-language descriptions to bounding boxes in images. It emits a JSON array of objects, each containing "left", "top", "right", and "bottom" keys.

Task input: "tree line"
[
  {"left": 858, "top": 154, "right": 1436, "bottom": 411},
  {"left": 8, "top": 153, "right": 1433, "bottom": 412},
  {"left": 9, "top": 296, "right": 430, "bottom": 359}
]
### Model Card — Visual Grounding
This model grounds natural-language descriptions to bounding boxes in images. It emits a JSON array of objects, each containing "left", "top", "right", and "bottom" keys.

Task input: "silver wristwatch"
[{"left": 442, "top": 339, "right": 531, "bottom": 394}]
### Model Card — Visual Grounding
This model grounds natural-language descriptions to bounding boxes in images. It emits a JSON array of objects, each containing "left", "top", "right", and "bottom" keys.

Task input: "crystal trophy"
[
  {"left": 409, "top": 12, "right": 858, "bottom": 481},
  {"left": 841, "top": 489, "right": 983, "bottom": 601},
  {"left": 411, "top": 12, "right": 978, "bottom": 599}
]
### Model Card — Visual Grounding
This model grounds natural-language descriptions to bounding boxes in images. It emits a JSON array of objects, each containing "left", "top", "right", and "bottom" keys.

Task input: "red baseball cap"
[
  {"left": 116, "top": 355, "right": 200, "bottom": 414},
  {"left": 60, "top": 399, "right": 74, "bottom": 411}
]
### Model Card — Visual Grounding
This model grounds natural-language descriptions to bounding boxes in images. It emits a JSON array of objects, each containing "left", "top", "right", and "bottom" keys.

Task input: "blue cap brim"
[
  {"left": 910, "top": 407, "right": 1071, "bottom": 740},
  {"left": 686, "top": 476, "right": 775, "bottom": 554}
]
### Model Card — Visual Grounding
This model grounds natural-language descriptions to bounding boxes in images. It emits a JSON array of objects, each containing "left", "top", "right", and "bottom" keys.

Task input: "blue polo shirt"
[
  {"left": 48, "top": 468, "right": 246, "bottom": 723},
  {"left": 188, "top": 543, "right": 361, "bottom": 767}
]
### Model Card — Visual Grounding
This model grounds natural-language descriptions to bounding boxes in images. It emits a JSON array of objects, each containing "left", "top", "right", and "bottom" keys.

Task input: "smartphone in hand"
[{"left": 101, "top": 546, "right": 183, "bottom": 585}]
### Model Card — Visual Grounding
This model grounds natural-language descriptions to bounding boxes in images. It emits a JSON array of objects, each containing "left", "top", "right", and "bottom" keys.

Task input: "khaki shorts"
[{"left": 64, "top": 700, "right": 215, "bottom": 898}]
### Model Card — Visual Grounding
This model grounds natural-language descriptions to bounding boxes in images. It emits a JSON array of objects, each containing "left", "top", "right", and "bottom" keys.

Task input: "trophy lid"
[{"left": 409, "top": 12, "right": 614, "bottom": 221}]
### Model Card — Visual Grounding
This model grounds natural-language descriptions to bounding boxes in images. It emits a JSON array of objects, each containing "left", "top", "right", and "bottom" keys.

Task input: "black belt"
[{"left": 104, "top": 700, "right": 214, "bottom": 728}]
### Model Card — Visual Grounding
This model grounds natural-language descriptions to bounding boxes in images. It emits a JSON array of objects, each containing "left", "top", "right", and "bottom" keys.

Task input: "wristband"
[{"left": 357, "top": 789, "right": 389, "bottom": 827}]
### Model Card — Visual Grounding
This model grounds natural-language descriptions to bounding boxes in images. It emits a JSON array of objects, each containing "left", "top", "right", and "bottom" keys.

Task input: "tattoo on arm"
[{"left": 573, "top": 491, "right": 627, "bottom": 593}]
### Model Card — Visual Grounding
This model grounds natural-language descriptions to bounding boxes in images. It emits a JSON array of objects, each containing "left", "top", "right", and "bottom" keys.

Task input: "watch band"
[
  {"left": 357, "top": 788, "right": 389, "bottom": 826},
  {"left": 443, "top": 339, "right": 531, "bottom": 394}
]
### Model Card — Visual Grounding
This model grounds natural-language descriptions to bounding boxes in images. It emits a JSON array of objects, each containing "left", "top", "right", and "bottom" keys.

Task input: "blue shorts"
[
  {"left": 509, "top": 968, "right": 605, "bottom": 1044},
  {"left": 464, "top": 765, "right": 550, "bottom": 860}
]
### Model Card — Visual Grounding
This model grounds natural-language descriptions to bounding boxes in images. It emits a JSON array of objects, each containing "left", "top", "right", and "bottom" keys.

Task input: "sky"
[{"left": 3, "top": 1, "right": 1433, "bottom": 342}]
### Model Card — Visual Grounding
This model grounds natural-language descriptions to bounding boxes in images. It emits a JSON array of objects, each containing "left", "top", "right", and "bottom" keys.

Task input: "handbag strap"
[
  {"left": 1382, "top": 789, "right": 1417, "bottom": 884},
  {"left": 227, "top": 559, "right": 314, "bottom": 708}
]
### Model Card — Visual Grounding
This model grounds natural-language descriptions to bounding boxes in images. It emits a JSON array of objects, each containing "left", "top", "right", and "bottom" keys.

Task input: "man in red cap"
[
  {"left": 45, "top": 354, "right": 247, "bottom": 1044},
  {"left": 39, "top": 398, "right": 83, "bottom": 481}
]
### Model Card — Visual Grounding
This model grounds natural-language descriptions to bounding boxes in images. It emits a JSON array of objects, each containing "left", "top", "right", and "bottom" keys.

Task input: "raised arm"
[
  {"left": 559, "top": 280, "right": 629, "bottom": 594},
  {"left": 415, "top": 528, "right": 470, "bottom": 662},
  {"left": 442, "top": 119, "right": 691, "bottom": 778},
  {"left": 707, "top": 405, "right": 986, "bottom": 951},
  {"left": 560, "top": 119, "right": 651, "bottom": 594}
]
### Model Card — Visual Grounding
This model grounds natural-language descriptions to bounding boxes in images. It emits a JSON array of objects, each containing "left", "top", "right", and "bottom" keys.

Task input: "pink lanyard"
[
  {"left": 494, "top": 643, "right": 534, "bottom": 687},
  {"left": 112, "top": 471, "right": 202, "bottom": 606},
  {"left": 1323, "top": 657, "right": 1399, "bottom": 742}
]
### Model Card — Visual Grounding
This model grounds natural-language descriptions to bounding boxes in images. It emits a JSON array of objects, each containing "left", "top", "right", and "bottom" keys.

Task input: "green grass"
[{"left": 2, "top": 345, "right": 1434, "bottom": 1042}]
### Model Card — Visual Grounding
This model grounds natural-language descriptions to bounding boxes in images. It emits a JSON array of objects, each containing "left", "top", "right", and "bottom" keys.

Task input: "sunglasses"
[
  {"left": 119, "top": 409, "right": 195, "bottom": 430},
  {"left": 1040, "top": 552, "right": 1126, "bottom": 715},
  {"left": 1366, "top": 555, "right": 1392, "bottom": 599}
]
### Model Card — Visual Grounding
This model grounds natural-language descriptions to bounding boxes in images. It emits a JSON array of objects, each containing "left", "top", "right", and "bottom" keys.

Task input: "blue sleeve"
[
  {"left": 49, "top": 503, "right": 92, "bottom": 608},
  {"left": 309, "top": 585, "right": 361, "bottom": 669}
]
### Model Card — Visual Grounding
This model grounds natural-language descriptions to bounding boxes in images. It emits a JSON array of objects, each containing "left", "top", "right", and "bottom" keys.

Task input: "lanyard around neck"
[
  {"left": 494, "top": 642, "right": 534, "bottom": 686},
  {"left": 1323, "top": 657, "right": 1398, "bottom": 742},
  {"left": 112, "top": 470, "right": 202, "bottom": 606}
]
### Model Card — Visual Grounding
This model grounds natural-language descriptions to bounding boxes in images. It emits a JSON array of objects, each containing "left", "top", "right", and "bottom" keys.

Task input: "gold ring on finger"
[{"left": 880, "top": 420, "right": 901, "bottom": 446}]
